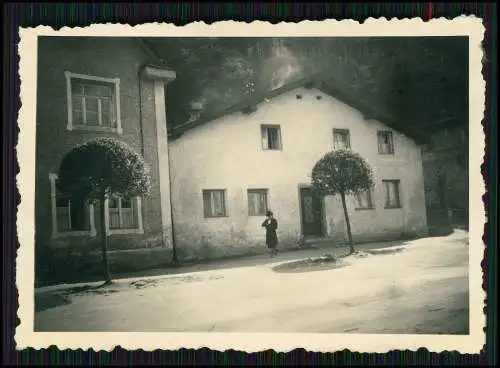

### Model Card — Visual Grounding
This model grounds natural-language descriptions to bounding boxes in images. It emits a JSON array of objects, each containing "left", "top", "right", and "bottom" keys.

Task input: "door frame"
[{"left": 298, "top": 184, "right": 325, "bottom": 237}]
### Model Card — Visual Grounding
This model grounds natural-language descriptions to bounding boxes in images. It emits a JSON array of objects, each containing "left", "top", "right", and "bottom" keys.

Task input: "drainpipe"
[{"left": 138, "top": 73, "right": 145, "bottom": 157}]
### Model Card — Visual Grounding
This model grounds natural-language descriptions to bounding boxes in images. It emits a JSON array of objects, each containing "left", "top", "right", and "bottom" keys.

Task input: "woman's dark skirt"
[{"left": 266, "top": 231, "right": 278, "bottom": 249}]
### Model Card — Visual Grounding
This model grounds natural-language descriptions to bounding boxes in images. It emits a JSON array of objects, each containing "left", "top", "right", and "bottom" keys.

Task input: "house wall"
[
  {"left": 421, "top": 125, "right": 469, "bottom": 231},
  {"left": 169, "top": 87, "right": 428, "bottom": 258},
  {"left": 35, "top": 37, "right": 171, "bottom": 259},
  {"left": 422, "top": 125, "right": 468, "bottom": 210}
]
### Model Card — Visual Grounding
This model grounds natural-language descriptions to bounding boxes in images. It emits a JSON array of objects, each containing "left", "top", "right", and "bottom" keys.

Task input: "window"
[
  {"left": 333, "top": 129, "right": 351, "bottom": 150},
  {"left": 56, "top": 195, "right": 89, "bottom": 232},
  {"left": 105, "top": 196, "right": 144, "bottom": 235},
  {"left": 203, "top": 190, "right": 227, "bottom": 218},
  {"left": 49, "top": 173, "right": 96, "bottom": 238},
  {"left": 247, "top": 189, "right": 268, "bottom": 216},
  {"left": 355, "top": 189, "right": 373, "bottom": 210},
  {"left": 261, "top": 125, "right": 282, "bottom": 150},
  {"left": 377, "top": 131, "right": 394, "bottom": 154},
  {"left": 382, "top": 180, "right": 402, "bottom": 208},
  {"left": 65, "top": 71, "right": 122, "bottom": 133}
]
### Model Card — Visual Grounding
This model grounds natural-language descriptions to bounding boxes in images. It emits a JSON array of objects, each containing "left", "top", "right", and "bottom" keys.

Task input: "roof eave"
[
  {"left": 137, "top": 38, "right": 165, "bottom": 65},
  {"left": 170, "top": 73, "right": 427, "bottom": 144}
]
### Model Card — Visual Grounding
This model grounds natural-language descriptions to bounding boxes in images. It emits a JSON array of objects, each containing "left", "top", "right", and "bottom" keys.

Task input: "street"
[{"left": 34, "top": 230, "right": 469, "bottom": 334}]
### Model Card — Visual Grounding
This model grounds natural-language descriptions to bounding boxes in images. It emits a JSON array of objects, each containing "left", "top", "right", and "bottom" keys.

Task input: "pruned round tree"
[
  {"left": 311, "top": 149, "right": 374, "bottom": 254},
  {"left": 58, "top": 137, "right": 151, "bottom": 284}
]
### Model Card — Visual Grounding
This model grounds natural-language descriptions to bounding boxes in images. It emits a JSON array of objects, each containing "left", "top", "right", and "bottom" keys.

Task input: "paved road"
[{"left": 35, "top": 232, "right": 469, "bottom": 334}]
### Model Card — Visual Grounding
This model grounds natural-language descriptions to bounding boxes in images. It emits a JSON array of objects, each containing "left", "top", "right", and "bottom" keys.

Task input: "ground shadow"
[
  {"left": 35, "top": 292, "right": 72, "bottom": 313},
  {"left": 37, "top": 274, "right": 230, "bottom": 314},
  {"left": 273, "top": 254, "right": 347, "bottom": 273},
  {"left": 129, "top": 274, "right": 225, "bottom": 290},
  {"left": 364, "top": 247, "right": 405, "bottom": 256},
  {"left": 36, "top": 283, "right": 123, "bottom": 313},
  {"left": 272, "top": 247, "right": 405, "bottom": 274},
  {"left": 61, "top": 283, "right": 121, "bottom": 297}
]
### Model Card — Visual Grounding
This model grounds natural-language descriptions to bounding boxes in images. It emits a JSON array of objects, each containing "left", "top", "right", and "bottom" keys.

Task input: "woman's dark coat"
[{"left": 262, "top": 218, "right": 278, "bottom": 248}]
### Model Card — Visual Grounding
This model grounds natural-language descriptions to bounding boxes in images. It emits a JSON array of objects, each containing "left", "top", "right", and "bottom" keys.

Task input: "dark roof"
[{"left": 170, "top": 73, "right": 427, "bottom": 144}]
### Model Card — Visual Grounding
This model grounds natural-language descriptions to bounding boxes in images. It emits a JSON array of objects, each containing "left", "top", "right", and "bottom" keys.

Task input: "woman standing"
[{"left": 262, "top": 210, "right": 279, "bottom": 257}]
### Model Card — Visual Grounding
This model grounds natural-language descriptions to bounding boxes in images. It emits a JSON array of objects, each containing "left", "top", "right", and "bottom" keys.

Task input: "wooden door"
[{"left": 300, "top": 187, "right": 323, "bottom": 236}]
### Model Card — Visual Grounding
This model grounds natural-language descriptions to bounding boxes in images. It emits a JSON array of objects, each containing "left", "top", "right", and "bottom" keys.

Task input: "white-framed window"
[
  {"left": 202, "top": 189, "right": 227, "bottom": 218},
  {"left": 382, "top": 180, "right": 402, "bottom": 209},
  {"left": 65, "top": 71, "right": 122, "bottom": 133},
  {"left": 49, "top": 173, "right": 96, "bottom": 238},
  {"left": 355, "top": 189, "right": 374, "bottom": 210},
  {"left": 333, "top": 129, "right": 351, "bottom": 150},
  {"left": 105, "top": 196, "right": 144, "bottom": 235},
  {"left": 247, "top": 189, "right": 269, "bottom": 216},
  {"left": 377, "top": 130, "right": 394, "bottom": 154},
  {"left": 261, "top": 125, "right": 282, "bottom": 150}
]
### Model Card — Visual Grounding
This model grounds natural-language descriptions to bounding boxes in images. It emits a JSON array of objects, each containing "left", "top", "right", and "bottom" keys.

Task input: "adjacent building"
[
  {"left": 421, "top": 125, "right": 469, "bottom": 233},
  {"left": 35, "top": 37, "right": 176, "bottom": 282}
]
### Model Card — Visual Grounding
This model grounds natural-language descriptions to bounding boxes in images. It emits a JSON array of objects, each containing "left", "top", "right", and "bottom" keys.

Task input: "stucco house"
[
  {"left": 167, "top": 75, "right": 429, "bottom": 257},
  {"left": 35, "top": 37, "right": 428, "bottom": 284}
]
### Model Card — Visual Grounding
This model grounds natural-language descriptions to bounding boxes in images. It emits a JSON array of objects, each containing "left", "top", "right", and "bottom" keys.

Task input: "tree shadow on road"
[
  {"left": 273, "top": 254, "right": 347, "bottom": 273},
  {"left": 272, "top": 247, "right": 405, "bottom": 274},
  {"left": 35, "top": 292, "right": 72, "bottom": 313}
]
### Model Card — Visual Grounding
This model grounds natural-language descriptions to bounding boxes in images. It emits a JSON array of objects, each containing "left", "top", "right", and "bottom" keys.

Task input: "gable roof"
[{"left": 169, "top": 73, "right": 427, "bottom": 144}]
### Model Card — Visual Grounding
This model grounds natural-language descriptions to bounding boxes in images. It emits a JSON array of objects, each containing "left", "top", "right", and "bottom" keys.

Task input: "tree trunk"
[
  {"left": 340, "top": 192, "right": 355, "bottom": 254},
  {"left": 99, "top": 194, "right": 112, "bottom": 284}
]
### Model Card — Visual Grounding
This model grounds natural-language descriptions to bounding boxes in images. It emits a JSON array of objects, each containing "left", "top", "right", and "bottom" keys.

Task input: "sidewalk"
[
  {"left": 48, "top": 240, "right": 406, "bottom": 290},
  {"left": 36, "top": 239, "right": 407, "bottom": 293},
  {"left": 117, "top": 239, "right": 407, "bottom": 277}
]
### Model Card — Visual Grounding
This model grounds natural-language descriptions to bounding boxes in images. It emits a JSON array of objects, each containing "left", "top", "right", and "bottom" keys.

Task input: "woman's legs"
[{"left": 268, "top": 245, "right": 275, "bottom": 257}]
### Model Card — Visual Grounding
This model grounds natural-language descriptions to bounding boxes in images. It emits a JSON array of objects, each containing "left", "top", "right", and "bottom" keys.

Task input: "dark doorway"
[{"left": 299, "top": 187, "right": 324, "bottom": 236}]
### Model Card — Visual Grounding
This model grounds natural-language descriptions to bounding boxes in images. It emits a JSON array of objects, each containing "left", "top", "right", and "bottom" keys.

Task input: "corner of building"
[{"left": 140, "top": 64, "right": 177, "bottom": 250}]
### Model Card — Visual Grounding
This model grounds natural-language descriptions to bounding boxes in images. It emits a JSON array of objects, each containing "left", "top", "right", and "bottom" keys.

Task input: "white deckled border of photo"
[{"left": 16, "top": 17, "right": 486, "bottom": 353}]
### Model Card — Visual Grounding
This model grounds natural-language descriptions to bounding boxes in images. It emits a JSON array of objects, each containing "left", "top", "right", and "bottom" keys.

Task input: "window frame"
[
  {"left": 202, "top": 189, "right": 228, "bottom": 218},
  {"left": 333, "top": 128, "right": 351, "bottom": 150},
  {"left": 247, "top": 188, "right": 269, "bottom": 216},
  {"left": 104, "top": 196, "right": 144, "bottom": 235},
  {"left": 261, "top": 124, "right": 282, "bottom": 151},
  {"left": 377, "top": 130, "right": 395, "bottom": 155},
  {"left": 382, "top": 179, "right": 402, "bottom": 209},
  {"left": 49, "top": 173, "right": 96, "bottom": 239},
  {"left": 354, "top": 188, "right": 374, "bottom": 210},
  {"left": 65, "top": 71, "right": 122, "bottom": 134}
]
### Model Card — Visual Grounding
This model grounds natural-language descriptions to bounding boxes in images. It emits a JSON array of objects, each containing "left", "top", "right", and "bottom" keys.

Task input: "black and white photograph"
[{"left": 16, "top": 19, "right": 484, "bottom": 353}]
